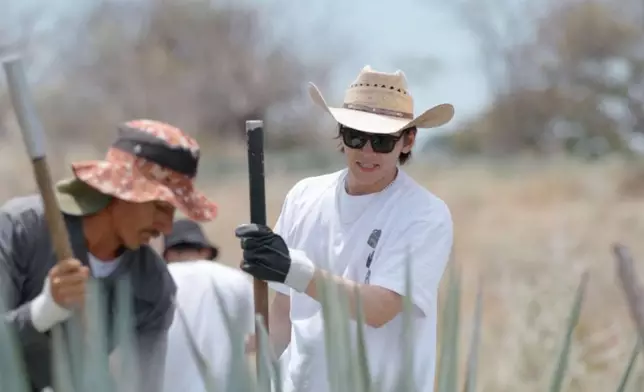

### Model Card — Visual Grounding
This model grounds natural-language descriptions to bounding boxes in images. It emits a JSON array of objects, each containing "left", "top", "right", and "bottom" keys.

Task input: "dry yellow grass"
[{"left": 3, "top": 145, "right": 644, "bottom": 391}]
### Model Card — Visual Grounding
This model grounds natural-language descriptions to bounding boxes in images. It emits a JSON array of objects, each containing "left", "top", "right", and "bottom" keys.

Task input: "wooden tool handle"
[
  {"left": 32, "top": 159, "right": 74, "bottom": 260},
  {"left": 3, "top": 56, "right": 74, "bottom": 262}
]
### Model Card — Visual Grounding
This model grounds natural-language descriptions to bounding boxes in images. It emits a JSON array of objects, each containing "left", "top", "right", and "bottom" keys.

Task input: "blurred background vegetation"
[{"left": 3, "top": 0, "right": 644, "bottom": 391}]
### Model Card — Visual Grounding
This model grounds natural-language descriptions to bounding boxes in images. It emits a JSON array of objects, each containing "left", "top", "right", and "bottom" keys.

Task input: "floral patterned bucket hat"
[{"left": 56, "top": 119, "right": 217, "bottom": 222}]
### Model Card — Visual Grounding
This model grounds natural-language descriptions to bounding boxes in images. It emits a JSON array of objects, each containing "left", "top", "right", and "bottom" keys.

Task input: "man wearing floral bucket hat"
[
  {"left": 237, "top": 66, "right": 455, "bottom": 392},
  {"left": 0, "top": 119, "right": 217, "bottom": 392}
]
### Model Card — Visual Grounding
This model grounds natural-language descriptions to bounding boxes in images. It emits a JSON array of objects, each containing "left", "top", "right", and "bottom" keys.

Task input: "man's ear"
[
  {"left": 401, "top": 129, "right": 417, "bottom": 153},
  {"left": 208, "top": 247, "right": 219, "bottom": 260}
]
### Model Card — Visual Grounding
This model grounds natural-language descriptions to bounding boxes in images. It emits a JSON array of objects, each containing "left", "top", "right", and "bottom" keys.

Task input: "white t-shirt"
[
  {"left": 162, "top": 260, "right": 255, "bottom": 392},
  {"left": 270, "top": 168, "right": 453, "bottom": 392},
  {"left": 88, "top": 253, "right": 121, "bottom": 278}
]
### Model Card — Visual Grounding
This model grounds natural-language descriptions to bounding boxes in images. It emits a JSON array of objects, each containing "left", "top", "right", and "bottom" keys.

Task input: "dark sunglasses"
[{"left": 340, "top": 126, "right": 403, "bottom": 154}]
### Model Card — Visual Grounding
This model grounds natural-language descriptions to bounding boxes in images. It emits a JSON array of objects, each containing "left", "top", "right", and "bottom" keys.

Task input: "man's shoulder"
[
  {"left": 0, "top": 194, "right": 44, "bottom": 221},
  {"left": 126, "top": 245, "right": 177, "bottom": 331},
  {"left": 286, "top": 169, "right": 345, "bottom": 201},
  {"left": 134, "top": 244, "right": 170, "bottom": 271},
  {"left": 169, "top": 261, "right": 251, "bottom": 287},
  {"left": 169, "top": 261, "right": 253, "bottom": 302},
  {"left": 397, "top": 171, "right": 451, "bottom": 219},
  {"left": 128, "top": 245, "right": 177, "bottom": 299},
  {"left": 0, "top": 195, "right": 48, "bottom": 242}
]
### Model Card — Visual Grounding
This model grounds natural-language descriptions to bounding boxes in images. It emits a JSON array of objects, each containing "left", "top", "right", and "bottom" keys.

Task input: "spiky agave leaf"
[
  {"left": 255, "top": 314, "right": 281, "bottom": 392},
  {"left": 437, "top": 261, "right": 462, "bottom": 392},
  {"left": 51, "top": 323, "right": 75, "bottom": 392},
  {"left": 79, "top": 278, "right": 114, "bottom": 392},
  {"left": 612, "top": 245, "right": 644, "bottom": 392},
  {"left": 209, "top": 281, "right": 256, "bottom": 392},
  {"left": 336, "top": 278, "right": 364, "bottom": 392},
  {"left": 10, "top": 251, "right": 643, "bottom": 392},
  {"left": 65, "top": 311, "right": 87, "bottom": 389},
  {"left": 0, "top": 298, "right": 30, "bottom": 392},
  {"left": 613, "top": 244, "right": 644, "bottom": 345},
  {"left": 263, "top": 316, "right": 285, "bottom": 392},
  {"left": 549, "top": 271, "right": 589, "bottom": 392},
  {"left": 111, "top": 274, "right": 140, "bottom": 392},
  {"left": 392, "top": 248, "right": 416, "bottom": 392},
  {"left": 615, "top": 339, "right": 640, "bottom": 392},
  {"left": 174, "top": 302, "right": 219, "bottom": 391},
  {"left": 318, "top": 272, "right": 350, "bottom": 392},
  {"left": 351, "top": 284, "right": 372, "bottom": 392},
  {"left": 254, "top": 314, "right": 270, "bottom": 392},
  {"left": 462, "top": 277, "right": 484, "bottom": 392}
]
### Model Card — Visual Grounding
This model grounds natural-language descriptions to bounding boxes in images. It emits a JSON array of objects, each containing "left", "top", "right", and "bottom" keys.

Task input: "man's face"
[
  {"left": 341, "top": 126, "right": 415, "bottom": 190},
  {"left": 110, "top": 199, "right": 176, "bottom": 249}
]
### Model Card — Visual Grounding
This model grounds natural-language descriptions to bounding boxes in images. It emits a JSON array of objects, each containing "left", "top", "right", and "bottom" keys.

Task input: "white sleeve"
[
  {"left": 367, "top": 207, "right": 453, "bottom": 317},
  {"left": 268, "top": 187, "right": 296, "bottom": 296}
]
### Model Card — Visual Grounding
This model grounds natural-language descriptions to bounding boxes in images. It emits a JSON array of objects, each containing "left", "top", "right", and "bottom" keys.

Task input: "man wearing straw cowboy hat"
[
  {"left": 237, "top": 66, "right": 455, "bottom": 392},
  {"left": 0, "top": 119, "right": 217, "bottom": 392}
]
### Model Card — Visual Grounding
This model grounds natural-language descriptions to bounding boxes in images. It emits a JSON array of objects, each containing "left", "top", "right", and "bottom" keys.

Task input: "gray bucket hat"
[{"left": 55, "top": 177, "right": 113, "bottom": 216}]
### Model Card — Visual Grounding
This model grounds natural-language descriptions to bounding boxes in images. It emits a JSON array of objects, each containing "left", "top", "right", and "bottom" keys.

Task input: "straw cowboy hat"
[
  {"left": 309, "top": 65, "right": 455, "bottom": 134},
  {"left": 56, "top": 119, "right": 218, "bottom": 222}
]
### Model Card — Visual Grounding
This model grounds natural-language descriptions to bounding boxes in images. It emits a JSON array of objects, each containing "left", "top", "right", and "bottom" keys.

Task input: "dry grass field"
[
  {"left": 202, "top": 158, "right": 644, "bottom": 391},
  {"left": 184, "top": 157, "right": 644, "bottom": 392},
  {"left": 3, "top": 143, "right": 644, "bottom": 391}
]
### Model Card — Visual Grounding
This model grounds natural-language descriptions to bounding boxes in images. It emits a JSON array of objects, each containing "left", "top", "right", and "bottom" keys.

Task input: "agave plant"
[
  {"left": 0, "top": 249, "right": 642, "bottom": 392},
  {"left": 435, "top": 263, "right": 641, "bottom": 392}
]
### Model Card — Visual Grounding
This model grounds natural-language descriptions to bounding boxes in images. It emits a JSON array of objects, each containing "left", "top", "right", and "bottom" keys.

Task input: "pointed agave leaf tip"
[
  {"left": 549, "top": 272, "right": 589, "bottom": 392},
  {"left": 463, "top": 276, "right": 484, "bottom": 392}
]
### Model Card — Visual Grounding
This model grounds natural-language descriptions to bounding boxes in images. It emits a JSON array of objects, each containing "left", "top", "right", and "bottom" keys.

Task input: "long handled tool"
[
  {"left": 245, "top": 120, "right": 270, "bottom": 368},
  {"left": 3, "top": 54, "right": 79, "bottom": 391},
  {"left": 2, "top": 55, "right": 74, "bottom": 261}
]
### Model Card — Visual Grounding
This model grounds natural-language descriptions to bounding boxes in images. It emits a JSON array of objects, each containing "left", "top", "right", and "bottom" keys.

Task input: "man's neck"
[
  {"left": 167, "top": 258, "right": 198, "bottom": 264},
  {"left": 82, "top": 214, "right": 121, "bottom": 261},
  {"left": 345, "top": 167, "right": 398, "bottom": 196}
]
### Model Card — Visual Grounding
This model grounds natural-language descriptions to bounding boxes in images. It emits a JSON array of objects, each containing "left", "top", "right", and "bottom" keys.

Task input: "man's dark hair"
[
  {"left": 166, "top": 243, "right": 202, "bottom": 253},
  {"left": 335, "top": 125, "right": 417, "bottom": 165}
]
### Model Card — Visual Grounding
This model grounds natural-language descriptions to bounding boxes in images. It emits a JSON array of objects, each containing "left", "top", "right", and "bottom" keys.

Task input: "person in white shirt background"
[
  {"left": 162, "top": 219, "right": 255, "bottom": 392},
  {"left": 237, "top": 65, "right": 455, "bottom": 392}
]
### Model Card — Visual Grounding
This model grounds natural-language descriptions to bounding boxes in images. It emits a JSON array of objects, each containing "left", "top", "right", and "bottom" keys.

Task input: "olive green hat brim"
[{"left": 55, "top": 177, "right": 114, "bottom": 216}]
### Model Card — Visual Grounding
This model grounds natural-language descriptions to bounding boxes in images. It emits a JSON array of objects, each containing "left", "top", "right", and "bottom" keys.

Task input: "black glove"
[
  {"left": 235, "top": 223, "right": 291, "bottom": 282},
  {"left": 235, "top": 223, "right": 315, "bottom": 292}
]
